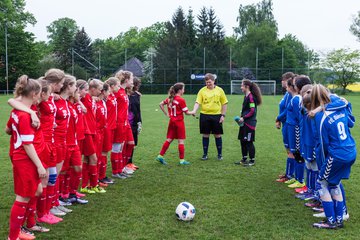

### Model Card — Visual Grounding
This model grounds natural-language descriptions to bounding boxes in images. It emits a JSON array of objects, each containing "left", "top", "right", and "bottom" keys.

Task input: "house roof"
[{"left": 116, "top": 57, "right": 144, "bottom": 77}]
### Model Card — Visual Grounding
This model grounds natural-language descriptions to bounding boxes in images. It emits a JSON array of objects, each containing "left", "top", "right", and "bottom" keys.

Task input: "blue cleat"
[
  {"left": 156, "top": 155, "right": 168, "bottom": 165},
  {"left": 179, "top": 160, "right": 191, "bottom": 165}
]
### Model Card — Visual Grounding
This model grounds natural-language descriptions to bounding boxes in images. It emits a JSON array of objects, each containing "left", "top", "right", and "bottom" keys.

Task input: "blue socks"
[
  {"left": 322, "top": 201, "right": 335, "bottom": 224},
  {"left": 286, "top": 158, "right": 295, "bottom": 179},
  {"left": 295, "top": 162, "right": 304, "bottom": 183},
  {"left": 215, "top": 137, "right": 222, "bottom": 156}
]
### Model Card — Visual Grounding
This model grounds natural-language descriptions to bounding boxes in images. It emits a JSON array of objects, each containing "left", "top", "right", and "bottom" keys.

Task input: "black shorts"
[
  {"left": 238, "top": 124, "right": 255, "bottom": 142},
  {"left": 199, "top": 113, "right": 223, "bottom": 135}
]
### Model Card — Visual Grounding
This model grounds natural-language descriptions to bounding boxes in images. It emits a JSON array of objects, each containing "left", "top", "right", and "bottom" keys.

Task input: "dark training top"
[
  {"left": 128, "top": 91, "right": 142, "bottom": 126},
  {"left": 240, "top": 92, "right": 257, "bottom": 130}
]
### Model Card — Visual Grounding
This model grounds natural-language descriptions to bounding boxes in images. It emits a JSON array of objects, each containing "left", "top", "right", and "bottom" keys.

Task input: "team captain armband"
[{"left": 249, "top": 103, "right": 255, "bottom": 108}]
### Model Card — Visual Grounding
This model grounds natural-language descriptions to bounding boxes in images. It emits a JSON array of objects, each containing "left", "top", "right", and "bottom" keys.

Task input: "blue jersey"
[
  {"left": 277, "top": 92, "right": 292, "bottom": 123},
  {"left": 302, "top": 109, "right": 315, "bottom": 147},
  {"left": 315, "top": 99, "right": 356, "bottom": 162},
  {"left": 286, "top": 95, "right": 302, "bottom": 126}
]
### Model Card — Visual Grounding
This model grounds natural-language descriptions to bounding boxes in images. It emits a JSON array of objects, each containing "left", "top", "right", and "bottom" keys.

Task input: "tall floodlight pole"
[
  {"left": 307, "top": 52, "right": 310, "bottom": 76},
  {"left": 203, "top": 47, "right": 206, "bottom": 73},
  {"left": 1, "top": 7, "right": 9, "bottom": 94},
  {"left": 281, "top": 47, "right": 284, "bottom": 74},
  {"left": 71, "top": 48, "right": 74, "bottom": 75},
  {"left": 256, "top": 47, "right": 258, "bottom": 79},
  {"left": 229, "top": 47, "right": 232, "bottom": 81},
  {"left": 98, "top": 49, "right": 101, "bottom": 77}
]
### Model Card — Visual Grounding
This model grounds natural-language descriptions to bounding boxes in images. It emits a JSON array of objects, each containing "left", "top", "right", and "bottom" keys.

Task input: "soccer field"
[{"left": 0, "top": 94, "right": 359, "bottom": 239}]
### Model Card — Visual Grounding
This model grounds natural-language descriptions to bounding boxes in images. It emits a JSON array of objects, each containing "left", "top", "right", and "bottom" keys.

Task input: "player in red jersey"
[
  {"left": 95, "top": 83, "right": 111, "bottom": 187},
  {"left": 7, "top": 69, "right": 66, "bottom": 226},
  {"left": 113, "top": 71, "right": 135, "bottom": 178},
  {"left": 105, "top": 77, "right": 120, "bottom": 182},
  {"left": 5, "top": 75, "right": 47, "bottom": 240},
  {"left": 80, "top": 79, "right": 106, "bottom": 193},
  {"left": 156, "top": 83, "right": 194, "bottom": 165}
]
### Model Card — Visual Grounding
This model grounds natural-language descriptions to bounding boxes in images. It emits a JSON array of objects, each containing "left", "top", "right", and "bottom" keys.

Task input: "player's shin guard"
[
  {"left": 125, "top": 144, "right": 134, "bottom": 165},
  {"left": 202, "top": 137, "right": 209, "bottom": 156},
  {"left": 81, "top": 162, "right": 89, "bottom": 188},
  {"left": 37, "top": 187, "right": 47, "bottom": 218},
  {"left": 25, "top": 196, "right": 37, "bottom": 228},
  {"left": 295, "top": 162, "right": 305, "bottom": 183},
  {"left": 322, "top": 201, "right": 336, "bottom": 224},
  {"left": 89, "top": 164, "right": 98, "bottom": 188},
  {"left": 99, "top": 156, "right": 107, "bottom": 180},
  {"left": 215, "top": 137, "right": 222, "bottom": 156},
  {"left": 111, "top": 152, "right": 119, "bottom": 175},
  {"left": 70, "top": 168, "right": 82, "bottom": 194},
  {"left": 160, "top": 141, "right": 170, "bottom": 156},
  {"left": 9, "top": 201, "right": 27, "bottom": 240},
  {"left": 178, "top": 144, "right": 185, "bottom": 159},
  {"left": 58, "top": 173, "right": 65, "bottom": 198},
  {"left": 63, "top": 172, "right": 71, "bottom": 196}
]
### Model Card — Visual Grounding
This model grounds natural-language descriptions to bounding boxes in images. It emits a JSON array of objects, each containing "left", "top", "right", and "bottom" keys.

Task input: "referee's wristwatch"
[{"left": 221, "top": 114, "right": 226, "bottom": 117}]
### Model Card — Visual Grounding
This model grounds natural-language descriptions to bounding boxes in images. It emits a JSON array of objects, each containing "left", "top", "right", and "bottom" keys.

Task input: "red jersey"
[
  {"left": 116, "top": 88, "right": 129, "bottom": 126},
  {"left": 66, "top": 101, "right": 78, "bottom": 146},
  {"left": 54, "top": 97, "right": 70, "bottom": 141},
  {"left": 81, "top": 93, "right": 97, "bottom": 134},
  {"left": 74, "top": 102, "right": 85, "bottom": 141},
  {"left": 8, "top": 110, "right": 44, "bottom": 161},
  {"left": 162, "top": 96, "right": 188, "bottom": 121},
  {"left": 96, "top": 100, "right": 107, "bottom": 130},
  {"left": 38, "top": 96, "right": 56, "bottom": 143},
  {"left": 106, "top": 93, "right": 117, "bottom": 130}
]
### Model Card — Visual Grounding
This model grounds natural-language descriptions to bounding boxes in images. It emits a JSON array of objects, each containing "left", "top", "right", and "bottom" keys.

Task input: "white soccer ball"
[{"left": 175, "top": 202, "right": 196, "bottom": 221}]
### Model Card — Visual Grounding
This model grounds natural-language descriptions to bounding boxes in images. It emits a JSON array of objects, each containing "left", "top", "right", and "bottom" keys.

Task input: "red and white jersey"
[
  {"left": 162, "top": 96, "right": 188, "bottom": 121},
  {"left": 96, "top": 100, "right": 107, "bottom": 130},
  {"left": 74, "top": 102, "right": 85, "bottom": 141},
  {"left": 54, "top": 97, "right": 70, "bottom": 141},
  {"left": 66, "top": 101, "right": 78, "bottom": 146},
  {"left": 8, "top": 109, "right": 44, "bottom": 161},
  {"left": 81, "top": 93, "right": 97, "bottom": 134},
  {"left": 116, "top": 88, "right": 129, "bottom": 126},
  {"left": 106, "top": 93, "right": 117, "bottom": 130},
  {"left": 38, "top": 96, "right": 56, "bottom": 143}
]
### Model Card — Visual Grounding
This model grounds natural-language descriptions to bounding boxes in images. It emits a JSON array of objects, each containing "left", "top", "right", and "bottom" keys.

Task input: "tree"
[
  {"left": 73, "top": 27, "right": 93, "bottom": 70},
  {"left": 350, "top": 11, "right": 360, "bottom": 41},
  {"left": 323, "top": 48, "right": 360, "bottom": 94},
  {"left": 47, "top": 18, "right": 79, "bottom": 71},
  {"left": 0, "top": 0, "right": 41, "bottom": 90}
]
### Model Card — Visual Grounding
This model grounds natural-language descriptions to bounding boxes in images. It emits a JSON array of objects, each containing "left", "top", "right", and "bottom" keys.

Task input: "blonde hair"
[
  {"left": 60, "top": 75, "right": 76, "bottom": 93},
  {"left": 105, "top": 77, "right": 119, "bottom": 87},
  {"left": 115, "top": 70, "right": 133, "bottom": 84},
  {"left": 43, "top": 68, "right": 65, "bottom": 84},
  {"left": 38, "top": 78, "right": 50, "bottom": 94},
  {"left": 88, "top": 78, "right": 103, "bottom": 90},
  {"left": 310, "top": 84, "right": 331, "bottom": 111},
  {"left": 14, "top": 75, "right": 41, "bottom": 98},
  {"left": 76, "top": 79, "right": 88, "bottom": 90}
]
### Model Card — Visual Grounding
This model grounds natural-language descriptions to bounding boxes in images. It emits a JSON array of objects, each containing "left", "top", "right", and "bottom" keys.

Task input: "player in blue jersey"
[
  {"left": 276, "top": 72, "right": 295, "bottom": 182},
  {"left": 311, "top": 84, "right": 356, "bottom": 229},
  {"left": 284, "top": 75, "right": 311, "bottom": 188},
  {"left": 234, "top": 79, "right": 262, "bottom": 166}
]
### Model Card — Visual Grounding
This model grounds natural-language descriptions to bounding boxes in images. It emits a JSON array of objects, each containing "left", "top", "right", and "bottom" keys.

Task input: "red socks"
[
  {"left": 25, "top": 196, "right": 37, "bottom": 228},
  {"left": 37, "top": 187, "right": 47, "bottom": 218},
  {"left": 111, "top": 152, "right": 119, "bottom": 175},
  {"left": 160, "top": 141, "right": 170, "bottom": 156},
  {"left": 9, "top": 201, "right": 27, "bottom": 240},
  {"left": 99, "top": 156, "right": 107, "bottom": 180},
  {"left": 89, "top": 164, "right": 98, "bottom": 188},
  {"left": 70, "top": 168, "right": 82, "bottom": 194},
  {"left": 46, "top": 185, "right": 55, "bottom": 213},
  {"left": 178, "top": 144, "right": 185, "bottom": 159},
  {"left": 81, "top": 162, "right": 89, "bottom": 188}
]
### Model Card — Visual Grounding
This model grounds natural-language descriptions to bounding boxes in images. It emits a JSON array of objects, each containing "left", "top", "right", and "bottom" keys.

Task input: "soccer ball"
[{"left": 175, "top": 202, "right": 196, "bottom": 221}]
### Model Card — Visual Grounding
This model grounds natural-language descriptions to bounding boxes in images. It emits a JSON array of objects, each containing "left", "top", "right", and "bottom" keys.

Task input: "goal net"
[{"left": 230, "top": 80, "right": 276, "bottom": 95}]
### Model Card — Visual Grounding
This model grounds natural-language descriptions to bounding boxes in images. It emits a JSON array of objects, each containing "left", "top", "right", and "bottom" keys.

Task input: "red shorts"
[
  {"left": 83, "top": 134, "right": 97, "bottom": 156},
  {"left": 102, "top": 128, "right": 113, "bottom": 152},
  {"left": 78, "top": 139, "right": 84, "bottom": 154},
  {"left": 55, "top": 141, "right": 66, "bottom": 164},
  {"left": 12, "top": 159, "right": 40, "bottom": 198},
  {"left": 38, "top": 147, "right": 48, "bottom": 169},
  {"left": 44, "top": 142, "right": 57, "bottom": 168},
  {"left": 114, "top": 125, "right": 134, "bottom": 143},
  {"left": 62, "top": 145, "right": 82, "bottom": 171},
  {"left": 167, "top": 120, "right": 186, "bottom": 139},
  {"left": 96, "top": 129, "right": 104, "bottom": 156}
]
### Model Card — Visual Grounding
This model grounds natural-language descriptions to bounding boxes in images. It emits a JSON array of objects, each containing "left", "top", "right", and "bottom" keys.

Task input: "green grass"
[{"left": 0, "top": 94, "right": 359, "bottom": 240}]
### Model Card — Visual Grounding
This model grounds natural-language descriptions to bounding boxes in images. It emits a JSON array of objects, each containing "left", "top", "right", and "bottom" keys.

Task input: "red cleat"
[{"left": 295, "top": 186, "right": 308, "bottom": 193}]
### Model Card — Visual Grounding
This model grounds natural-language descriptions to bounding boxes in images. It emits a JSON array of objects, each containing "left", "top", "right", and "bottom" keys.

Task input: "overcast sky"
[{"left": 24, "top": 0, "right": 360, "bottom": 52}]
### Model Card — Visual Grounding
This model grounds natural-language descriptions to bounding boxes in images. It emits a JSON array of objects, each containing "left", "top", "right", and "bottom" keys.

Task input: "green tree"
[
  {"left": 73, "top": 27, "right": 94, "bottom": 72},
  {"left": 0, "top": 0, "right": 41, "bottom": 90},
  {"left": 323, "top": 48, "right": 360, "bottom": 94},
  {"left": 350, "top": 11, "right": 360, "bottom": 41},
  {"left": 47, "top": 18, "right": 79, "bottom": 71}
]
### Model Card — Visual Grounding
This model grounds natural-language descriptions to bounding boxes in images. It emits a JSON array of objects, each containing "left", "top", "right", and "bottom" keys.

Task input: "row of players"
[
  {"left": 275, "top": 73, "right": 356, "bottom": 229},
  {"left": 5, "top": 69, "right": 141, "bottom": 240}
]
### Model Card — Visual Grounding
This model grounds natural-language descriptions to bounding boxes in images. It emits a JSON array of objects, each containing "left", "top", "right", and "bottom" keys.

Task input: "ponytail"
[
  {"left": 14, "top": 75, "right": 41, "bottom": 98},
  {"left": 168, "top": 82, "right": 185, "bottom": 104}
]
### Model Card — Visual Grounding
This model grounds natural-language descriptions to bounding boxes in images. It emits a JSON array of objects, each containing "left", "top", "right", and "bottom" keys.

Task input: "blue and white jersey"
[
  {"left": 302, "top": 108, "right": 315, "bottom": 148},
  {"left": 277, "top": 92, "right": 292, "bottom": 123},
  {"left": 315, "top": 99, "right": 356, "bottom": 162},
  {"left": 286, "top": 95, "right": 302, "bottom": 126}
]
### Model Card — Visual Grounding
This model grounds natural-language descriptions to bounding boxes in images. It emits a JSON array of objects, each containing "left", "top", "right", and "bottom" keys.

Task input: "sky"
[{"left": 24, "top": 0, "right": 360, "bottom": 53}]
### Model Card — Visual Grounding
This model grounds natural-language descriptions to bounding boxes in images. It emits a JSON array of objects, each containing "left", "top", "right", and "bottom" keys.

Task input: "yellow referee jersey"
[{"left": 196, "top": 86, "right": 228, "bottom": 115}]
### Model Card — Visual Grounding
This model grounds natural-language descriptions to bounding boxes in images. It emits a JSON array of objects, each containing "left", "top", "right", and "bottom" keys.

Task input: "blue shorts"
[
  {"left": 303, "top": 145, "right": 315, "bottom": 162},
  {"left": 319, "top": 156, "right": 355, "bottom": 185},
  {"left": 287, "top": 124, "right": 301, "bottom": 153},
  {"left": 281, "top": 123, "right": 289, "bottom": 148}
]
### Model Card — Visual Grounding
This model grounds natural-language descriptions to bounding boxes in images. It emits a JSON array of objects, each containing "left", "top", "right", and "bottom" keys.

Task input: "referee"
[{"left": 191, "top": 73, "right": 228, "bottom": 160}]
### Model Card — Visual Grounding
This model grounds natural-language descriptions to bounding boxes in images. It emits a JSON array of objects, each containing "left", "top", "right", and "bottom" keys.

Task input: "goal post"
[{"left": 230, "top": 80, "right": 276, "bottom": 96}]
